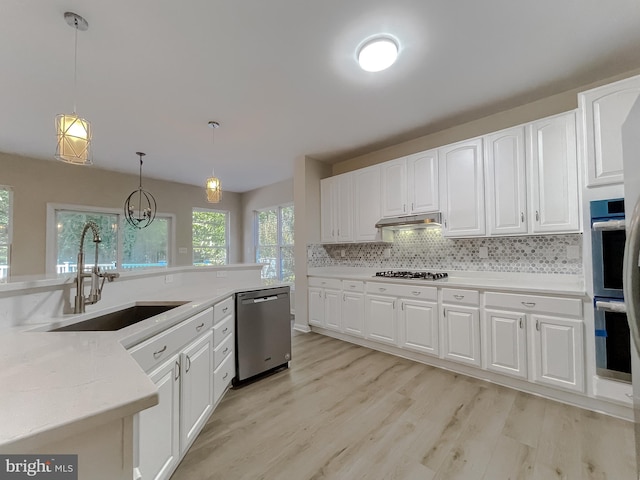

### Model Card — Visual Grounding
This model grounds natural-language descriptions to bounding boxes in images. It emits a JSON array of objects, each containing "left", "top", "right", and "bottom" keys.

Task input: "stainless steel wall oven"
[{"left": 591, "top": 198, "right": 631, "bottom": 382}]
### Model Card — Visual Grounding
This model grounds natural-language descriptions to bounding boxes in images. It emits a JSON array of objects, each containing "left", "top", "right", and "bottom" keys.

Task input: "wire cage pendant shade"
[
  {"left": 55, "top": 12, "right": 92, "bottom": 165},
  {"left": 124, "top": 152, "right": 157, "bottom": 229},
  {"left": 205, "top": 121, "right": 222, "bottom": 203}
]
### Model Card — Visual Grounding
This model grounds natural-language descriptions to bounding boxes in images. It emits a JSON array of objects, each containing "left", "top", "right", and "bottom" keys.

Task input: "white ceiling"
[{"left": 1, "top": 1, "right": 640, "bottom": 193}]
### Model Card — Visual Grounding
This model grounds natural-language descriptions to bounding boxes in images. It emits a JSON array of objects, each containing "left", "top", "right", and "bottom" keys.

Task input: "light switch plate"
[
  {"left": 178, "top": 247, "right": 188, "bottom": 254},
  {"left": 479, "top": 246, "right": 489, "bottom": 258},
  {"left": 383, "top": 248, "right": 391, "bottom": 258},
  {"left": 340, "top": 249, "right": 346, "bottom": 257},
  {"left": 216, "top": 270, "right": 228, "bottom": 278},
  {"left": 567, "top": 245, "right": 580, "bottom": 259}
]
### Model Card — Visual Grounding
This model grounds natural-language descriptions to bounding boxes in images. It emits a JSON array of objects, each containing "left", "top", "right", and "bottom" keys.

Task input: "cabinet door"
[
  {"left": 400, "top": 299, "right": 438, "bottom": 356},
  {"left": 580, "top": 75, "right": 640, "bottom": 186},
  {"left": 528, "top": 112, "right": 580, "bottom": 233},
  {"left": 342, "top": 291, "right": 365, "bottom": 337},
  {"left": 439, "top": 138, "right": 486, "bottom": 237},
  {"left": 442, "top": 305, "right": 481, "bottom": 366},
  {"left": 336, "top": 173, "right": 354, "bottom": 242},
  {"left": 407, "top": 149, "right": 439, "bottom": 213},
  {"left": 483, "top": 309, "right": 527, "bottom": 379},
  {"left": 354, "top": 166, "right": 382, "bottom": 242},
  {"left": 136, "top": 354, "right": 180, "bottom": 480},
  {"left": 531, "top": 314, "right": 584, "bottom": 392},
  {"left": 381, "top": 158, "right": 408, "bottom": 217},
  {"left": 485, "top": 127, "right": 528, "bottom": 235},
  {"left": 324, "top": 288, "right": 342, "bottom": 331},
  {"left": 308, "top": 287, "right": 325, "bottom": 327},
  {"left": 320, "top": 178, "right": 335, "bottom": 243},
  {"left": 365, "top": 294, "right": 397, "bottom": 345},
  {"left": 180, "top": 331, "right": 214, "bottom": 454}
]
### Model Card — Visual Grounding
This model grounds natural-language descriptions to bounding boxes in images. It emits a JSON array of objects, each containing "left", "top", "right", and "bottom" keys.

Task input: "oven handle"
[
  {"left": 595, "top": 300, "right": 627, "bottom": 313},
  {"left": 592, "top": 219, "right": 626, "bottom": 231}
]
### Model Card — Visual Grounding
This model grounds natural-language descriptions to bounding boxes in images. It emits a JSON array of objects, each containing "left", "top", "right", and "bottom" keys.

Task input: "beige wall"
[
  {"left": 1, "top": 152, "right": 243, "bottom": 276},
  {"left": 240, "top": 178, "right": 294, "bottom": 263},
  {"left": 332, "top": 67, "right": 640, "bottom": 175}
]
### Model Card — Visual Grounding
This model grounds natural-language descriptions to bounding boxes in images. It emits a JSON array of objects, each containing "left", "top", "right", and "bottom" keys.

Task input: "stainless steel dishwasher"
[{"left": 234, "top": 286, "right": 292, "bottom": 384}]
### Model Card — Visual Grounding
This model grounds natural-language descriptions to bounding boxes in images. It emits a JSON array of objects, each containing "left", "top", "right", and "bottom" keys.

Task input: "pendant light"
[
  {"left": 206, "top": 121, "right": 223, "bottom": 203},
  {"left": 55, "top": 12, "right": 92, "bottom": 165},
  {"left": 124, "top": 152, "right": 157, "bottom": 229}
]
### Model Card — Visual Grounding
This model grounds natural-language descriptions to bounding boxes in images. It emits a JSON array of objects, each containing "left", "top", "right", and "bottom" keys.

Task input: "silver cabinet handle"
[
  {"left": 379, "top": 287, "right": 386, "bottom": 292},
  {"left": 411, "top": 203, "right": 414, "bottom": 211},
  {"left": 393, "top": 300, "right": 396, "bottom": 309},
  {"left": 401, "top": 302, "right": 404, "bottom": 311},
  {"left": 521, "top": 302, "right": 536, "bottom": 308},
  {"left": 196, "top": 322, "right": 204, "bottom": 331},
  {"left": 444, "top": 218, "right": 447, "bottom": 228},
  {"left": 153, "top": 345, "right": 167, "bottom": 358},
  {"left": 223, "top": 347, "right": 229, "bottom": 355},
  {"left": 520, "top": 212, "right": 524, "bottom": 222},
  {"left": 174, "top": 361, "right": 180, "bottom": 380},
  {"left": 454, "top": 294, "right": 464, "bottom": 300},
  {"left": 185, "top": 354, "right": 191, "bottom": 373},
  {"left": 519, "top": 318, "right": 524, "bottom": 329},
  {"left": 223, "top": 327, "right": 229, "bottom": 334},
  {"left": 536, "top": 319, "right": 540, "bottom": 331},
  {"left": 349, "top": 284, "right": 356, "bottom": 289},
  {"left": 535, "top": 211, "right": 539, "bottom": 221},
  {"left": 343, "top": 293, "right": 346, "bottom": 302},
  {"left": 223, "top": 307, "right": 229, "bottom": 313},
  {"left": 223, "top": 372, "right": 229, "bottom": 380},
  {"left": 411, "top": 291, "right": 421, "bottom": 296}
]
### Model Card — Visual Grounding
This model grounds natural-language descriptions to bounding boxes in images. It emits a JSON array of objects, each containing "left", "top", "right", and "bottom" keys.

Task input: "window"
[
  {"left": 48, "top": 205, "right": 172, "bottom": 274},
  {"left": 192, "top": 209, "right": 229, "bottom": 265},
  {"left": 0, "top": 186, "right": 12, "bottom": 280},
  {"left": 255, "top": 204, "right": 294, "bottom": 281}
]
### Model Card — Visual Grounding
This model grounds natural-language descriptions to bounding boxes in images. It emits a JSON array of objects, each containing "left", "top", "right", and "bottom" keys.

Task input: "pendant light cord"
[
  {"left": 73, "top": 19, "right": 78, "bottom": 114},
  {"left": 139, "top": 156, "right": 143, "bottom": 189}
]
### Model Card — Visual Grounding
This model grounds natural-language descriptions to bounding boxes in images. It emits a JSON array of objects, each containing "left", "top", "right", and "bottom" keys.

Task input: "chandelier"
[
  {"left": 206, "top": 121, "right": 222, "bottom": 203},
  {"left": 55, "top": 12, "right": 92, "bottom": 165},
  {"left": 124, "top": 152, "right": 157, "bottom": 229}
]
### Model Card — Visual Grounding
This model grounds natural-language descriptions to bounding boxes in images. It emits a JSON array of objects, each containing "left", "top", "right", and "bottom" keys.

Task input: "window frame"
[
  {"left": 254, "top": 202, "right": 294, "bottom": 281},
  {"left": 0, "top": 185, "right": 13, "bottom": 280},
  {"left": 46, "top": 203, "right": 175, "bottom": 275},
  {"left": 192, "top": 207, "right": 230, "bottom": 266}
]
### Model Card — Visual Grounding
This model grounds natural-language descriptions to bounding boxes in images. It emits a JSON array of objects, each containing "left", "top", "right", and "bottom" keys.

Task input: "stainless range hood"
[{"left": 375, "top": 212, "right": 442, "bottom": 230}]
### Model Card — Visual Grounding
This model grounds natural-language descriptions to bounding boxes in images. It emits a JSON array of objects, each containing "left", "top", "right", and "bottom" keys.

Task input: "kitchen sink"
[{"left": 51, "top": 301, "right": 189, "bottom": 332}]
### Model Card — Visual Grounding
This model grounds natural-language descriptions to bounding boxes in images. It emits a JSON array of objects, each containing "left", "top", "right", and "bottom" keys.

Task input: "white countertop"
[
  {"left": 0, "top": 277, "right": 287, "bottom": 453},
  {"left": 307, "top": 267, "right": 586, "bottom": 296}
]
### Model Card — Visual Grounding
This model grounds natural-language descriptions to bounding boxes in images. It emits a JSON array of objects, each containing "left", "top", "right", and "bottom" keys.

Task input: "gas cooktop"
[{"left": 374, "top": 271, "right": 448, "bottom": 280}]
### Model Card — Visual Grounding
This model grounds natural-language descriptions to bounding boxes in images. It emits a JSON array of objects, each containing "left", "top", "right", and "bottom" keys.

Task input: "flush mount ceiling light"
[
  {"left": 124, "top": 152, "right": 157, "bottom": 229},
  {"left": 357, "top": 36, "right": 399, "bottom": 72},
  {"left": 205, "top": 121, "right": 222, "bottom": 204},
  {"left": 55, "top": 12, "right": 92, "bottom": 165}
]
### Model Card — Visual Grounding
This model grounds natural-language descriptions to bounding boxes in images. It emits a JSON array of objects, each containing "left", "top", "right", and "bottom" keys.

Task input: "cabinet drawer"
[
  {"left": 214, "top": 296, "right": 234, "bottom": 322},
  {"left": 214, "top": 333, "right": 234, "bottom": 369},
  {"left": 308, "top": 277, "right": 342, "bottom": 289},
  {"left": 342, "top": 280, "right": 364, "bottom": 292},
  {"left": 366, "top": 282, "right": 437, "bottom": 300},
  {"left": 485, "top": 292, "right": 582, "bottom": 317},
  {"left": 213, "top": 315, "right": 234, "bottom": 349},
  {"left": 129, "top": 307, "right": 214, "bottom": 372},
  {"left": 442, "top": 288, "right": 480, "bottom": 306},
  {"left": 214, "top": 352, "right": 235, "bottom": 402}
]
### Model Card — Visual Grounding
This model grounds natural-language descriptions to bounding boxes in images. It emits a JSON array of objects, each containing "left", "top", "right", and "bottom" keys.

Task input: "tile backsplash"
[{"left": 308, "top": 229, "right": 583, "bottom": 275}]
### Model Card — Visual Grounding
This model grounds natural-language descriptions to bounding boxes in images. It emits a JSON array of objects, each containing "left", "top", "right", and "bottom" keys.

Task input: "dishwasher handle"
[{"left": 242, "top": 294, "right": 281, "bottom": 305}]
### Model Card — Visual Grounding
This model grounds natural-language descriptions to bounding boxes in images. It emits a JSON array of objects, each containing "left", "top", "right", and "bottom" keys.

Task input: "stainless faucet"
[{"left": 74, "top": 221, "right": 120, "bottom": 313}]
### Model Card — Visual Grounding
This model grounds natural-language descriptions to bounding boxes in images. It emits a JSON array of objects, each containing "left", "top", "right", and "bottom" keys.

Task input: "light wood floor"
[{"left": 172, "top": 331, "right": 637, "bottom": 480}]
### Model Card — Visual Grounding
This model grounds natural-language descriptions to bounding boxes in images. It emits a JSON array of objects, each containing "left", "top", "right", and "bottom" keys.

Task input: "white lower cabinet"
[
  {"left": 365, "top": 294, "right": 397, "bottom": 345},
  {"left": 483, "top": 309, "right": 527, "bottom": 379},
  {"left": 399, "top": 298, "right": 439, "bottom": 356},
  {"left": 308, "top": 278, "right": 342, "bottom": 331},
  {"left": 308, "top": 287, "right": 324, "bottom": 328},
  {"left": 342, "top": 291, "right": 365, "bottom": 337},
  {"left": 530, "top": 314, "right": 584, "bottom": 393},
  {"left": 324, "top": 289, "right": 341, "bottom": 331},
  {"left": 179, "top": 331, "right": 214, "bottom": 455},
  {"left": 135, "top": 354, "right": 180, "bottom": 480},
  {"left": 442, "top": 304, "right": 481, "bottom": 367}
]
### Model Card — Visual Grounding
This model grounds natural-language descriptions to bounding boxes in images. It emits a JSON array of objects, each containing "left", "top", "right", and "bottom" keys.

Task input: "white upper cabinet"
[
  {"left": 485, "top": 126, "right": 527, "bottom": 235},
  {"left": 354, "top": 165, "right": 383, "bottom": 242},
  {"left": 407, "top": 149, "right": 439, "bottom": 214},
  {"left": 579, "top": 74, "right": 640, "bottom": 187},
  {"left": 320, "top": 173, "right": 353, "bottom": 243},
  {"left": 528, "top": 111, "right": 580, "bottom": 234},
  {"left": 439, "top": 138, "right": 485, "bottom": 237},
  {"left": 381, "top": 158, "right": 408, "bottom": 217},
  {"left": 381, "top": 149, "right": 439, "bottom": 217}
]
